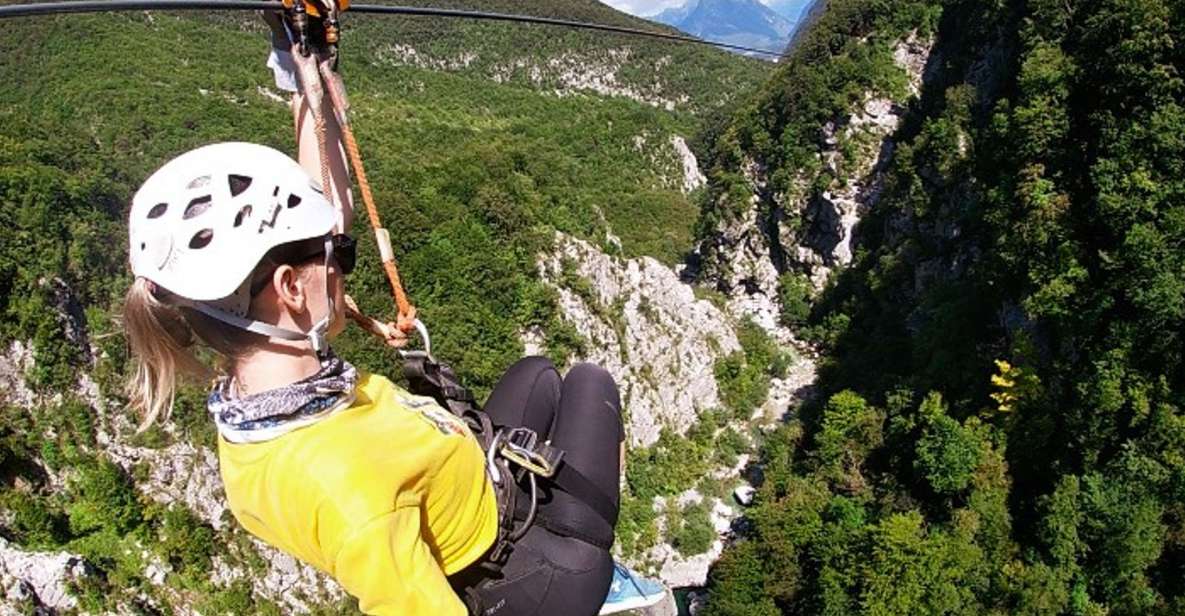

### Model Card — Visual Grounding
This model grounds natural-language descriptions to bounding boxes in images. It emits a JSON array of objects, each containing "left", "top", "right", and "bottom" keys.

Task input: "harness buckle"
[{"left": 499, "top": 427, "right": 564, "bottom": 478}]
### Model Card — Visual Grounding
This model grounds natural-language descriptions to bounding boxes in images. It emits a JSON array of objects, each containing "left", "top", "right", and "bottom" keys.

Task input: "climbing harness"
[
  {"left": 400, "top": 351, "right": 618, "bottom": 538},
  {"left": 401, "top": 351, "right": 619, "bottom": 615},
  {"left": 401, "top": 354, "right": 531, "bottom": 571}
]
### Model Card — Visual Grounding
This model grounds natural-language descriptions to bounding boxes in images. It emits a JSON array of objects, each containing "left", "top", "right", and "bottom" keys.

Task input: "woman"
[{"left": 120, "top": 74, "right": 663, "bottom": 616}]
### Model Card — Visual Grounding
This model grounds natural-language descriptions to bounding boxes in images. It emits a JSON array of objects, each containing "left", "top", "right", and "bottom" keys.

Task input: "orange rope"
[{"left": 318, "top": 60, "right": 418, "bottom": 333}]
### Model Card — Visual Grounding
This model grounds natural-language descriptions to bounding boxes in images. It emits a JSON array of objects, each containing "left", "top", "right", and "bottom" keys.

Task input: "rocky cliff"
[{"left": 696, "top": 33, "right": 934, "bottom": 300}]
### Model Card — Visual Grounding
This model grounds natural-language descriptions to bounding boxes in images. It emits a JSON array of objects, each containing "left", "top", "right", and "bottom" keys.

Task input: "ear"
[{"left": 271, "top": 264, "right": 309, "bottom": 313}]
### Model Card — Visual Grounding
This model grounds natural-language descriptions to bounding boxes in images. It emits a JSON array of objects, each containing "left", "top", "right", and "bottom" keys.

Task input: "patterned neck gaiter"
[{"left": 208, "top": 351, "right": 358, "bottom": 444}]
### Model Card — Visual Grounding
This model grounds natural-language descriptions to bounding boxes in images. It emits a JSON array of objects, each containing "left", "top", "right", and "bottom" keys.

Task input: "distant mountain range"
[
  {"left": 762, "top": 0, "right": 816, "bottom": 22},
  {"left": 648, "top": 0, "right": 816, "bottom": 57}
]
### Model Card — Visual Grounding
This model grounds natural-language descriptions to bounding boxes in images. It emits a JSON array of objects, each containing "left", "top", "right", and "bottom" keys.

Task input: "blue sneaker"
[{"left": 599, "top": 561, "right": 666, "bottom": 614}]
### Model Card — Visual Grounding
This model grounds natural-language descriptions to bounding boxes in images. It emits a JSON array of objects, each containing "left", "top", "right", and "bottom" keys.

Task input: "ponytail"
[
  {"left": 122, "top": 238, "right": 322, "bottom": 429},
  {"left": 122, "top": 277, "right": 211, "bottom": 431}
]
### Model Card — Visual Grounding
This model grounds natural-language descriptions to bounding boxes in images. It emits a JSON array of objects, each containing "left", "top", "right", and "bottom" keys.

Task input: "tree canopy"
[{"left": 701, "top": 0, "right": 1185, "bottom": 612}]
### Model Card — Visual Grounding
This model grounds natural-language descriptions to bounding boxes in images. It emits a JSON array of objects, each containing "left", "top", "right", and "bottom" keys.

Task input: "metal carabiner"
[
  {"left": 486, "top": 430, "right": 507, "bottom": 485},
  {"left": 398, "top": 318, "right": 433, "bottom": 360},
  {"left": 411, "top": 318, "right": 431, "bottom": 358}
]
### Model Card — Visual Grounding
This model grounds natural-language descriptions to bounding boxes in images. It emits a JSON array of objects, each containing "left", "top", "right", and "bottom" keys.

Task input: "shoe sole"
[{"left": 598, "top": 592, "right": 666, "bottom": 615}]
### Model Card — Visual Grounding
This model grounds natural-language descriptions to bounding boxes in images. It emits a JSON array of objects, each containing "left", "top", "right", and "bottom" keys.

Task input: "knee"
[
  {"left": 566, "top": 363, "right": 622, "bottom": 416},
  {"left": 511, "top": 355, "right": 563, "bottom": 386},
  {"left": 517, "top": 355, "right": 559, "bottom": 372},
  {"left": 567, "top": 362, "right": 615, "bottom": 387}
]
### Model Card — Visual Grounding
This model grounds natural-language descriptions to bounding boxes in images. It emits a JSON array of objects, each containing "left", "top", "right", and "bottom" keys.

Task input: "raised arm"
[
  {"left": 293, "top": 87, "right": 354, "bottom": 233},
  {"left": 265, "top": 12, "right": 354, "bottom": 232}
]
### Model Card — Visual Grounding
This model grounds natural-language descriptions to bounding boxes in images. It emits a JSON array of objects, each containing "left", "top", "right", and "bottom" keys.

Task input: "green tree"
[
  {"left": 914, "top": 393, "right": 984, "bottom": 495},
  {"left": 813, "top": 390, "right": 884, "bottom": 491},
  {"left": 777, "top": 271, "right": 814, "bottom": 327}
]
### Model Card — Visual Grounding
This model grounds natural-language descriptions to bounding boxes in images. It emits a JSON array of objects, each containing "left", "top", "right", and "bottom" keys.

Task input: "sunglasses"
[
  {"left": 250, "top": 233, "right": 356, "bottom": 296},
  {"left": 325, "top": 233, "right": 357, "bottom": 275}
]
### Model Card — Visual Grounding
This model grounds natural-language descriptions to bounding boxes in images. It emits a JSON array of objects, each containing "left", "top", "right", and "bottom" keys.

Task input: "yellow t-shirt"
[{"left": 216, "top": 372, "right": 499, "bottom": 615}]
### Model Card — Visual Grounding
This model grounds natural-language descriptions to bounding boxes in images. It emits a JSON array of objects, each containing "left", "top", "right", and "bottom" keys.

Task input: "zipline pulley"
[{"left": 281, "top": 0, "right": 341, "bottom": 66}]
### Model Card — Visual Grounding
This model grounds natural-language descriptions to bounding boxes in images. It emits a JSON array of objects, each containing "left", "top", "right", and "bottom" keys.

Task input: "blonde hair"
[
  {"left": 122, "top": 240, "right": 325, "bottom": 430},
  {"left": 122, "top": 277, "right": 212, "bottom": 430}
]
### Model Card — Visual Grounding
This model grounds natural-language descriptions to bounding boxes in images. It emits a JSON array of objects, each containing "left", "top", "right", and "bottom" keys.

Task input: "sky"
[
  {"left": 600, "top": 0, "right": 786, "bottom": 17},
  {"left": 599, "top": 0, "right": 687, "bottom": 16}
]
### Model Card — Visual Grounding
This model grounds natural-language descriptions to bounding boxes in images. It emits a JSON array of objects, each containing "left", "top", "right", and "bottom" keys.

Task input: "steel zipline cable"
[{"left": 0, "top": 0, "right": 791, "bottom": 58}]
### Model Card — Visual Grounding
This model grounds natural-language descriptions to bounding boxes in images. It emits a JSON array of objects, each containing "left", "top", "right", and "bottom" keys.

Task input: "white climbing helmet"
[{"left": 128, "top": 142, "right": 338, "bottom": 352}]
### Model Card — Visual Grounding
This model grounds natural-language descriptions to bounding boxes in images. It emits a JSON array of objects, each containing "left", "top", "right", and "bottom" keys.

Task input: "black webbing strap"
[
  {"left": 403, "top": 355, "right": 479, "bottom": 419},
  {"left": 548, "top": 460, "right": 617, "bottom": 528},
  {"left": 531, "top": 511, "right": 613, "bottom": 550}
]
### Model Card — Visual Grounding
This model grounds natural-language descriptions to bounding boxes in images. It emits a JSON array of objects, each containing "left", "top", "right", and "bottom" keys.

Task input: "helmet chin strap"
[
  {"left": 181, "top": 236, "right": 336, "bottom": 358},
  {"left": 312, "top": 234, "right": 336, "bottom": 355}
]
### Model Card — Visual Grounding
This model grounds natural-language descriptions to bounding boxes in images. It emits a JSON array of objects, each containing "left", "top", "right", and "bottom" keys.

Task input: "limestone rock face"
[
  {"left": 699, "top": 34, "right": 935, "bottom": 296},
  {"left": 0, "top": 538, "right": 89, "bottom": 612},
  {"left": 671, "top": 135, "right": 707, "bottom": 194},
  {"left": 630, "top": 131, "right": 708, "bottom": 195},
  {"left": 537, "top": 231, "right": 816, "bottom": 589},
  {"left": 642, "top": 590, "right": 680, "bottom": 616},
  {"left": 105, "top": 439, "right": 228, "bottom": 529},
  {"left": 894, "top": 30, "right": 935, "bottom": 96},
  {"left": 695, "top": 177, "right": 820, "bottom": 426},
  {"left": 211, "top": 541, "right": 347, "bottom": 614},
  {"left": 712, "top": 183, "right": 785, "bottom": 331},
  {"left": 642, "top": 494, "right": 737, "bottom": 588},
  {"left": 538, "top": 232, "right": 741, "bottom": 447},
  {"left": 794, "top": 93, "right": 901, "bottom": 285},
  {"left": 0, "top": 341, "right": 36, "bottom": 410}
]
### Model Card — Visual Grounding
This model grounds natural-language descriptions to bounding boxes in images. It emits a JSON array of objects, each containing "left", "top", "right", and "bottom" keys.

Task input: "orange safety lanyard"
[
  {"left": 317, "top": 62, "right": 418, "bottom": 334},
  {"left": 291, "top": 37, "right": 419, "bottom": 337}
]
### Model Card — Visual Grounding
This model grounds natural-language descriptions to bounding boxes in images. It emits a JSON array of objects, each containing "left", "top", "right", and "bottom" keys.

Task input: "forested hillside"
[
  {"left": 696, "top": 0, "right": 1185, "bottom": 612},
  {"left": 0, "top": 2, "right": 765, "bottom": 612},
  {"left": 5, "top": 0, "right": 1183, "bottom": 612}
]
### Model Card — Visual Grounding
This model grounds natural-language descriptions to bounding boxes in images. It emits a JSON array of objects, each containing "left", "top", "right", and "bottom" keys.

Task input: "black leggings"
[{"left": 450, "top": 357, "right": 624, "bottom": 616}]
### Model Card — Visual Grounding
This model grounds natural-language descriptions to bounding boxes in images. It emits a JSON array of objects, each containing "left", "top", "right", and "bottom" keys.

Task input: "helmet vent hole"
[
  {"left": 188, "top": 229, "right": 214, "bottom": 250},
  {"left": 233, "top": 205, "right": 252, "bottom": 228},
  {"left": 147, "top": 203, "right": 168, "bottom": 219},
  {"left": 228, "top": 174, "right": 253, "bottom": 197},
  {"left": 187, "top": 175, "right": 211, "bottom": 189},
  {"left": 286, "top": 194, "right": 302, "bottom": 209},
  {"left": 183, "top": 195, "right": 212, "bottom": 220}
]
